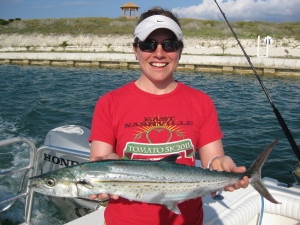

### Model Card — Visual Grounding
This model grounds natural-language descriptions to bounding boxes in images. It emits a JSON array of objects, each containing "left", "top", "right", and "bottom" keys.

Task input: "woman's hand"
[{"left": 209, "top": 155, "right": 249, "bottom": 192}]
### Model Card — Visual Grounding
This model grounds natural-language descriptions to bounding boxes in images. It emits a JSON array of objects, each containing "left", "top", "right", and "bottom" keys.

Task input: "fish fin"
[
  {"left": 251, "top": 178, "right": 280, "bottom": 203},
  {"left": 161, "top": 154, "right": 180, "bottom": 162},
  {"left": 246, "top": 139, "right": 280, "bottom": 204},
  {"left": 164, "top": 202, "right": 181, "bottom": 214},
  {"left": 77, "top": 179, "right": 93, "bottom": 189}
]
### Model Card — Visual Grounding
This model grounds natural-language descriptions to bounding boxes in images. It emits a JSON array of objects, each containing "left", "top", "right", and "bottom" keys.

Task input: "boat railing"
[
  {"left": 1, "top": 133, "right": 92, "bottom": 224},
  {"left": 0, "top": 137, "right": 36, "bottom": 223}
]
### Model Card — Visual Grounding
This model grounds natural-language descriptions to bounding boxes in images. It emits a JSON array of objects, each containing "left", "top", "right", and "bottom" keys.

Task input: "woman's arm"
[
  {"left": 199, "top": 139, "right": 249, "bottom": 191},
  {"left": 90, "top": 140, "right": 119, "bottom": 161},
  {"left": 89, "top": 140, "right": 120, "bottom": 200}
]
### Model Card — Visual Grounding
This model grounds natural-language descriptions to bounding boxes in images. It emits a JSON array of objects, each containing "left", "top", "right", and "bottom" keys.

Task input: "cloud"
[{"left": 172, "top": 0, "right": 300, "bottom": 22}]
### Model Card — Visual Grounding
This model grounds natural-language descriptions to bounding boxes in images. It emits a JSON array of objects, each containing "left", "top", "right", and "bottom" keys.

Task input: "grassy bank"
[{"left": 1, "top": 17, "right": 300, "bottom": 40}]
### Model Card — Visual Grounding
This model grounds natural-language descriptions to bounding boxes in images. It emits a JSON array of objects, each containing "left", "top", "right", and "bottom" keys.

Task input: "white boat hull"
[{"left": 203, "top": 177, "right": 300, "bottom": 225}]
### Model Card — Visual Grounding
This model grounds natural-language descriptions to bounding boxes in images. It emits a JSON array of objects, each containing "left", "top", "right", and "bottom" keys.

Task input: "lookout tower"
[{"left": 120, "top": 2, "right": 139, "bottom": 18}]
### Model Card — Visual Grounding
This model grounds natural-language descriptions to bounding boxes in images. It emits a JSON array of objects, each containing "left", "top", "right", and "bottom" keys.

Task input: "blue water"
[{"left": 0, "top": 64, "right": 299, "bottom": 224}]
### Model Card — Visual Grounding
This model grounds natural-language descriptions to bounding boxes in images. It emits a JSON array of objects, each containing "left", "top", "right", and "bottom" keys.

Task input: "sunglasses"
[{"left": 133, "top": 39, "right": 183, "bottom": 52}]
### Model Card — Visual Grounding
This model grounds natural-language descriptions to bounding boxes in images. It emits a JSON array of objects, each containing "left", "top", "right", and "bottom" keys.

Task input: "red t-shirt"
[{"left": 89, "top": 81, "right": 223, "bottom": 225}]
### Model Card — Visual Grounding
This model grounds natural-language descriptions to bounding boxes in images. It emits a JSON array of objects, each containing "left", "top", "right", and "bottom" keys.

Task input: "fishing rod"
[{"left": 213, "top": 0, "right": 300, "bottom": 161}]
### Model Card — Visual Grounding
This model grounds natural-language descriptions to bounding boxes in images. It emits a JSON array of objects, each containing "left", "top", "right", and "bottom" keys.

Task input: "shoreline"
[
  {"left": 0, "top": 34, "right": 299, "bottom": 76},
  {"left": 1, "top": 34, "right": 299, "bottom": 57},
  {"left": 0, "top": 52, "right": 299, "bottom": 77}
]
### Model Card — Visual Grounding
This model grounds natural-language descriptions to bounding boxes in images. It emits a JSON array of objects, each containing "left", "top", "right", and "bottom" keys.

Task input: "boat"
[{"left": 1, "top": 124, "right": 299, "bottom": 225}]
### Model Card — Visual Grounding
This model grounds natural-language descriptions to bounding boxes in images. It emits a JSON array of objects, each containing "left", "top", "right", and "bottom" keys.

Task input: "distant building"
[{"left": 120, "top": 2, "right": 139, "bottom": 18}]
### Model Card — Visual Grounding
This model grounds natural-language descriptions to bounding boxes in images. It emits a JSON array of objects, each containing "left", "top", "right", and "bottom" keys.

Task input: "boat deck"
[{"left": 64, "top": 177, "right": 300, "bottom": 225}]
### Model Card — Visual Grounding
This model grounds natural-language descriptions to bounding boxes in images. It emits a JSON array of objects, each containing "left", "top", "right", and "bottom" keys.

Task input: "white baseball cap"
[{"left": 134, "top": 15, "right": 183, "bottom": 41}]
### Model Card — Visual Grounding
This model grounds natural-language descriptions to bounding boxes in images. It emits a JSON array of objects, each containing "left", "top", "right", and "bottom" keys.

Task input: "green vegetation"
[
  {"left": 0, "top": 18, "right": 21, "bottom": 25},
  {"left": 59, "top": 41, "right": 68, "bottom": 50},
  {"left": 0, "top": 17, "right": 299, "bottom": 40}
]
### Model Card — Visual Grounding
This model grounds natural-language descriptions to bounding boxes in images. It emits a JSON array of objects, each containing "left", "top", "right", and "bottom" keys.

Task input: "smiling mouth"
[{"left": 150, "top": 62, "right": 168, "bottom": 68}]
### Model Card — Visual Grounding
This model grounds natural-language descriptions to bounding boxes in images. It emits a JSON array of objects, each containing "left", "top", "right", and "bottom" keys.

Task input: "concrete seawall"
[{"left": 0, "top": 52, "right": 299, "bottom": 76}]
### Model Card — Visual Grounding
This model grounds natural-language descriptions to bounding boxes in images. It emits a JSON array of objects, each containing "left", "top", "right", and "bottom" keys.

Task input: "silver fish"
[{"left": 30, "top": 140, "right": 279, "bottom": 214}]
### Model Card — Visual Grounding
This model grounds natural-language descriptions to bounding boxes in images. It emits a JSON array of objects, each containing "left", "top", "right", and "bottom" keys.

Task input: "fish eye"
[{"left": 45, "top": 178, "right": 56, "bottom": 187}]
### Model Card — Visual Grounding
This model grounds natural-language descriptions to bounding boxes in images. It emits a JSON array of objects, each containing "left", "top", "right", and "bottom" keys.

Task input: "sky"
[{"left": 0, "top": 0, "right": 299, "bottom": 22}]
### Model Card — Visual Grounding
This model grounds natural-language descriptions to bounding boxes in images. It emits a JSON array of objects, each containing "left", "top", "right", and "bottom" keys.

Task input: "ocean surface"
[{"left": 0, "top": 64, "right": 299, "bottom": 224}]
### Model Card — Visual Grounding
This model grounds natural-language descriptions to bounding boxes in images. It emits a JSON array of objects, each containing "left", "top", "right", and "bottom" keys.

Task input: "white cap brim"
[{"left": 134, "top": 15, "right": 183, "bottom": 41}]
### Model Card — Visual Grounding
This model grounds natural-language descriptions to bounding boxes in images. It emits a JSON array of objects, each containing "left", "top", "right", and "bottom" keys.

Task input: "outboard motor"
[{"left": 35, "top": 125, "right": 102, "bottom": 220}]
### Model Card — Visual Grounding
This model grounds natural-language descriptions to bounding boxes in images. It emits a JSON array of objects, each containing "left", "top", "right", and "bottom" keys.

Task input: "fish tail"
[{"left": 244, "top": 139, "right": 280, "bottom": 204}]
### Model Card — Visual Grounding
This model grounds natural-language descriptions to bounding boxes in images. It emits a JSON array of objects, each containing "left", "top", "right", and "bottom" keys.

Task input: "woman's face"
[{"left": 133, "top": 28, "right": 182, "bottom": 85}]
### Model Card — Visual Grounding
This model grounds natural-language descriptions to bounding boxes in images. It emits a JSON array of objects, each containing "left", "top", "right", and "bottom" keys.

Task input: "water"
[{"left": 0, "top": 64, "right": 299, "bottom": 224}]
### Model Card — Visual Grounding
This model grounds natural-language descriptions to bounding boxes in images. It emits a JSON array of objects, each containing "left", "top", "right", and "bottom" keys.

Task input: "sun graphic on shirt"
[{"left": 133, "top": 116, "right": 185, "bottom": 144}]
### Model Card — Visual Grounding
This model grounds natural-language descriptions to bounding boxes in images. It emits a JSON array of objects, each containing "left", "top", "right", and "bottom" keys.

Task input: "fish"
[{"left": 30, "top": 140, "right": 280, "bottom": 214}]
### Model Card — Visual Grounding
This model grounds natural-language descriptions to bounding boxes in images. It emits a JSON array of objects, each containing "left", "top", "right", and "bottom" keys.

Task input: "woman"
[{"left": 89, "top": 7, "right": 248, "bottom": 225}]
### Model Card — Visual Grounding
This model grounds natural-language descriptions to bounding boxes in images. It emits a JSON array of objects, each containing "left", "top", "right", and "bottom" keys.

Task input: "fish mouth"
[
  {"left": 30, "top": 183, "right": 38, "bottom": 189},
  {"left": 30, "top": 183, "right": 56, "bottom": 195}
]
